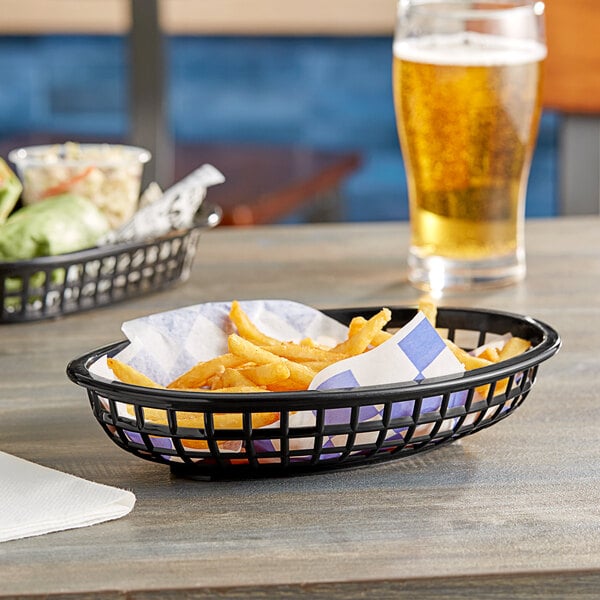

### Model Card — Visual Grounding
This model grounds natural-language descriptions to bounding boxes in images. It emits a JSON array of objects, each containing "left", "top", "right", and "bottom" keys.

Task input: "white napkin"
[
  {"left": 92, "top": 299, "right": 351, "bottom": 386},
  {"left": 0, "top": 451, "right": 136, "bottom": 543}
]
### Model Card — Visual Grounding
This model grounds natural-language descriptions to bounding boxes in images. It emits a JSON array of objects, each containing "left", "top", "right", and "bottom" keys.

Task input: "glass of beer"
[{"left": 393, "top": 0, "right": 547, "bottom": 292}]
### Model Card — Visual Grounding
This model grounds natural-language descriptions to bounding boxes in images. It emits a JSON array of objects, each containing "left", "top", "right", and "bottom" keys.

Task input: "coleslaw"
[{"left": 8, "top": 142, "right": 151, "bottom": 228}]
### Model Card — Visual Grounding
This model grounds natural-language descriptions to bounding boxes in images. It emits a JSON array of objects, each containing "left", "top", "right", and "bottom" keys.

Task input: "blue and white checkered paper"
[
  {"left": 309, "top": 311, "right": 464, "bottom": 390},
  {"left": 279, "top": 310, "right": 467, "bottom": 459}
]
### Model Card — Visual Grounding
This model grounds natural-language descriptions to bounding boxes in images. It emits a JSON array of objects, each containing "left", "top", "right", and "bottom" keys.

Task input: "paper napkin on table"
[{"left": 0, "top": 451, "right": 135, "bottom": 543}]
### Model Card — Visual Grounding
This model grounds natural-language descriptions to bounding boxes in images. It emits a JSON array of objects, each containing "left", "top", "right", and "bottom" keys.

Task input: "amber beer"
[{"left": 393, "top": 32, "right": 546, "bottom": 286}]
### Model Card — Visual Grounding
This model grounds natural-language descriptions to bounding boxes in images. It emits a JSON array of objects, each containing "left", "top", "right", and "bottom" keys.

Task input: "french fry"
[
  {"left": 299, "top": 337, "right": 322, "bottom": 348},
  {"left": 218, "top": 367, "right": 260, "bottom": 390},
  {"left": 107, "top": 357, "right": 163, "bottom": 388},
  {"left": 498, "top": 336, "right": 531, "bottom": 361},
  {"left": 133, "top": 406, "right": 276, "bottom": 430},
  {"left": 332, "top": 307, "right": 392, "bottom": 355},
  {"left": 418, "top": 297, "right": 438, "bottom": 326},
  {"left": 228, "top": 334, "right": 315, "bottom": 389},
  {"left": 444, "top": 339, "right": 494, "bottom": 371},
  {"left": 477, "top": 346, "right": 501, "bottom": 362},
  {"left": 347, "top": 316, "right": 392, "bottom": 347},
  {"left": 180, "top": 439, "right": 211, "bottom": 450},
  {"left": 301, "top": 360, "right": 340, "bottom": 373},
  {"left": 206, "top": 371, "right": 225, "bottom": 390},
  {"left": 228, "top": 333, "right": 283, "bottom": 364},
  {"left": 484, "top": 379, "right": 510, "bottom": 398},
  {"left": 259, "top": 340, "right": 348, "bottom": 363},
  {"left": 443, "top": 342, "right": 498, "bottom": 398},
  {"left": 444, "top": 338, "right": 524, "bottom": 399},
  {"left": 167, "top": 353, "right": 245, "bottom": 389},
  {"left": 239, "top": 362, "right": 291, "bottom": 386},
  {"left": 267, "top": 379, "right": 309, "bottom": 392},
  {"left": 347, "top": 317, "right": 364, "bottom": 337},
  {"left": 208, "top": 386, "right": 268, "bottom": 394},
  {"left": 477, "top": 337, "right": 531, "bottom": 398},
  {"left": 229, "top": 300, "right": 279, "bottom": 346}
]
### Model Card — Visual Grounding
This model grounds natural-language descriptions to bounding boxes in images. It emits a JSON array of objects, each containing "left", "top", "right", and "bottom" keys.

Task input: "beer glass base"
[{"left": 408, "top": 251, "right": 526, "bottom": 293}]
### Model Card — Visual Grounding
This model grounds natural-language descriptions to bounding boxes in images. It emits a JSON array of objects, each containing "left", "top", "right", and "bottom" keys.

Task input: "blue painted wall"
[{"left": 0, "top": 34, "right": 558, "bottom": 221}]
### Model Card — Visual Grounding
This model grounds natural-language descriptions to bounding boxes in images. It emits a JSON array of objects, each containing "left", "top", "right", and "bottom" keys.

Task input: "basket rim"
[
  {"left": 66, "top": 305, "right": 561, "bottom": 411},
  {"left": 0, "top": 202, "right": 221, "bottom": 272}
]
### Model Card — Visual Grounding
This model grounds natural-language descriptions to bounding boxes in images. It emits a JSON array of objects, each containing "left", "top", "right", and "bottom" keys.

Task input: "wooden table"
[{"left": 1, "top": 217, "right": 599, "bottom": 598}]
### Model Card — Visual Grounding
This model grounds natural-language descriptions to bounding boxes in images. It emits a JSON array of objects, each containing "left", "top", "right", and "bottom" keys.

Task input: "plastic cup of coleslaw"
[{"left": 8, "top": 142, "right": 151, "bottom": 228}]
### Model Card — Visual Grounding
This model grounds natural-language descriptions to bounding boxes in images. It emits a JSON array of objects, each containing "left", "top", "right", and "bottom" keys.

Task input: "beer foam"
[{"left": 393, "top": 32, "right": 547, "bottom": 66}]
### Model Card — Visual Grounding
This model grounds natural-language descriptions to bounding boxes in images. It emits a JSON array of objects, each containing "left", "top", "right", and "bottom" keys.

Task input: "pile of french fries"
[
  {"left": 108, "top": 300, "right": 393, "bottom": 393},
  {"left": 107, "top": 299, "right": 532, "bottom": 396}
]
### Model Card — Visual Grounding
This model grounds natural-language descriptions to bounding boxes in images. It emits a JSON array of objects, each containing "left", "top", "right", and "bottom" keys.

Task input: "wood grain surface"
[{"left": 1, "top": 217, "right": 599, "bottom": 598}]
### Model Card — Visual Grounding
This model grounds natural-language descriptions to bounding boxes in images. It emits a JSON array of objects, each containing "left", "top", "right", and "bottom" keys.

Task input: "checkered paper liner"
[{"left": 67, "top": 303, "right": 561, "bottom": 478}]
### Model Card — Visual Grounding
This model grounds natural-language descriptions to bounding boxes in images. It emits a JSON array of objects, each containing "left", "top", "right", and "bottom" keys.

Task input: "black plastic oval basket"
[
  {"left": 67, "top": 306, "right": 560, "bottom": 479},
  {"left": 0, "top": 203, "right": 221, "bottom": 323}
]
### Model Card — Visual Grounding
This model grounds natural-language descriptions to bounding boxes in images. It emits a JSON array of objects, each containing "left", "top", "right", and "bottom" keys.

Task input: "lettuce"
[{"left": 0, "top": 193, "right": 110, "bottom": 261}]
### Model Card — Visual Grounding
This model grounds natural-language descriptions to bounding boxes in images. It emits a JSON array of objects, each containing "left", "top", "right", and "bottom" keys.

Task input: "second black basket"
[{"left": 0, "top": 202, "right": 221, "bottom": 323}]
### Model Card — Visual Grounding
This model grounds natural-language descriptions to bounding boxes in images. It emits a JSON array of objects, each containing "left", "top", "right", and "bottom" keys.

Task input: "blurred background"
[{"left": 0, "top": 0, "right": 589, "bottom": 225}]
